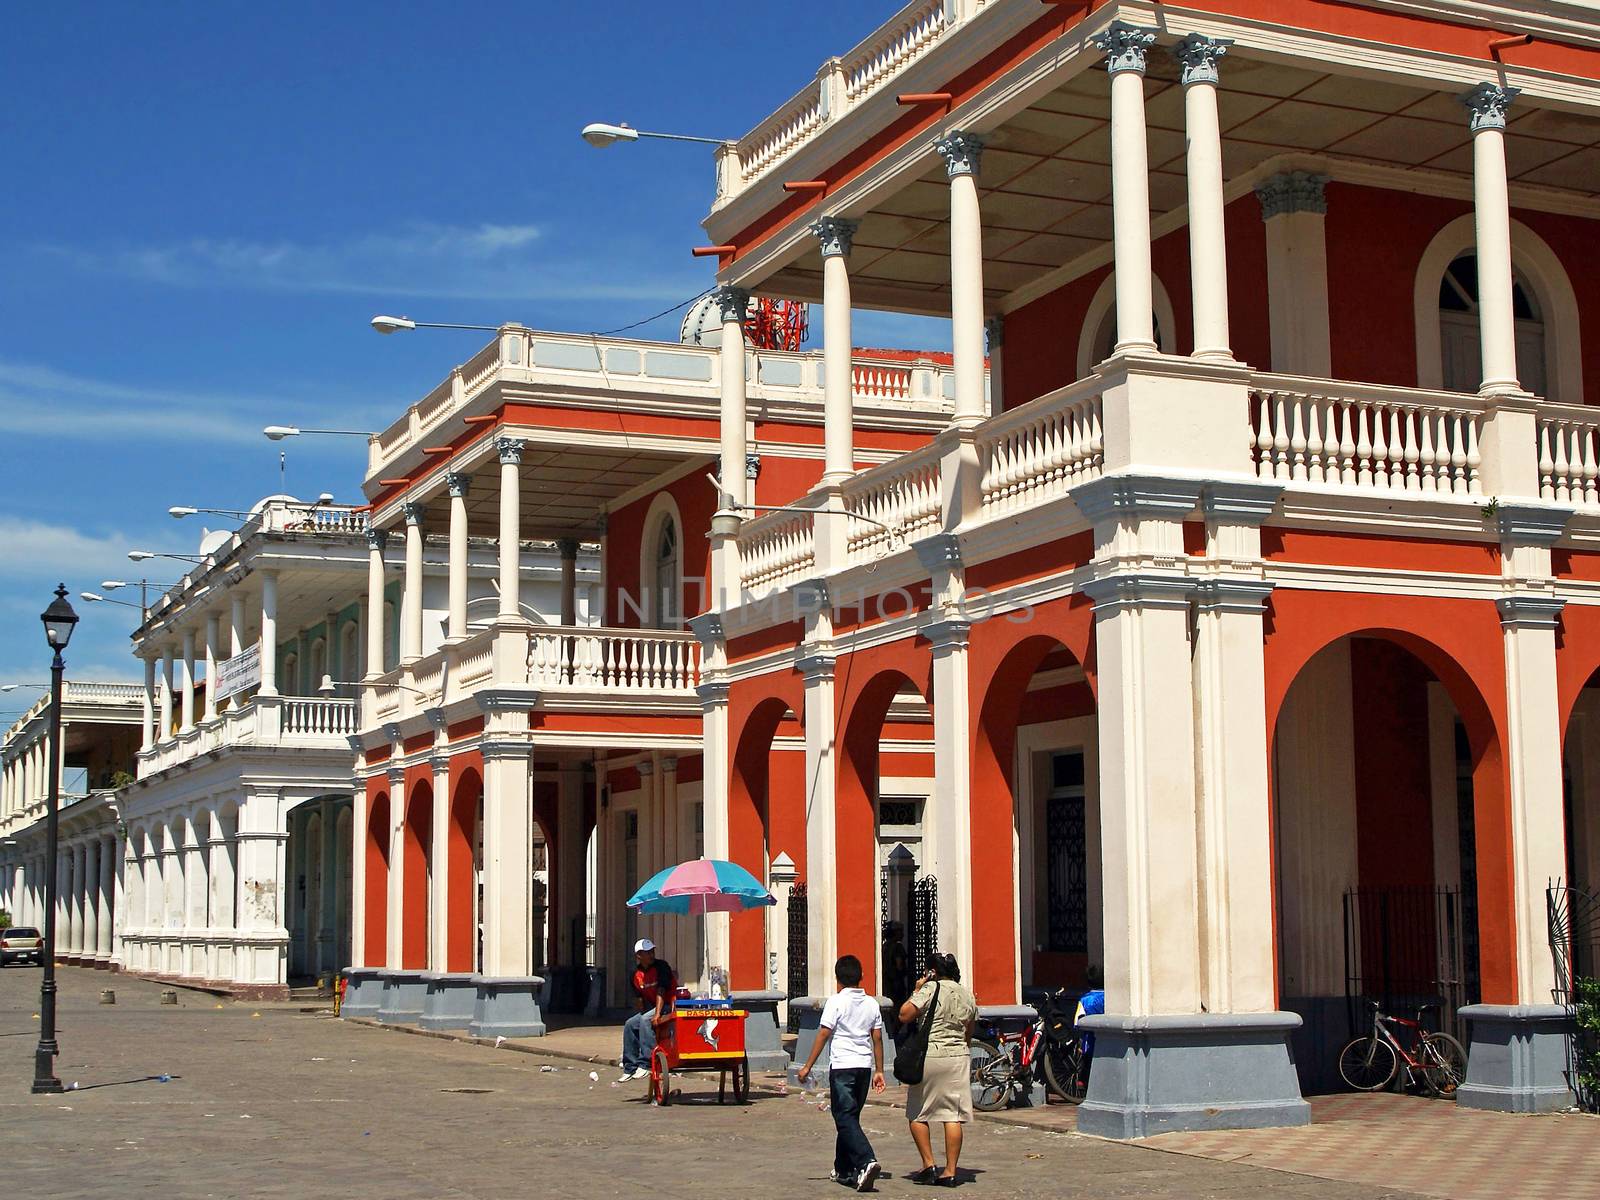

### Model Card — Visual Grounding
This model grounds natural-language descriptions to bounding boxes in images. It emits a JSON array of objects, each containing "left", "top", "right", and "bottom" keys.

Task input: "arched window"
[
  {"left": 282, "top": 652, "right": 299, "bottom": 696},
  {"left": 1438, "top": 253, "right": 1548, "bottom": 397},
  {"left": 309, "top": 638, "right": 327, "bottom": 694},
  {"left": 651, "top": 517, "right": 680, "bottom": 630},
  {"left": 340, "top": 621, "right": 359, "bottom": 684},
  {"left": 1075, "top": 272, "right": 1178, "bottom": 379}
]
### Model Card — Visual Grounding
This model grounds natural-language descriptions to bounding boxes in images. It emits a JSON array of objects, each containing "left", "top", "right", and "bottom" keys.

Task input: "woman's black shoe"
[
  {"left": 934, "top": 1174, "right": 959, "bottom": 1187},
  {"left": 908, "top": 1167, "right": 938, "bottom": 1185}
]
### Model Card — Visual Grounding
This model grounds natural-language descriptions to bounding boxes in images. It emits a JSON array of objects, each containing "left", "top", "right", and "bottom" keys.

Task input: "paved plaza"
[{"left": 0, "top": 968, "right": 1426, "bottom": 1200}]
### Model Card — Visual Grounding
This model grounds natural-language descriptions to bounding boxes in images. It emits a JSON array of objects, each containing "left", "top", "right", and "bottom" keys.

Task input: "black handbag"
[{"left": 892, "top": 980, "right": 940, "bottom": 1085}]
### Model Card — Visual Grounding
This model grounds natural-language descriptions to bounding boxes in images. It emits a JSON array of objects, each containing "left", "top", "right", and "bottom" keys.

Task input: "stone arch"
[
  {"left": 1264, "top": 589, "right": 1517, "bottom": 1008},
  {"left": 1413, "top": 212, "right": 1582, "bottom": 402},
  {"left": 447, "top": 765, "right": 483, "bottom": 973},
  {"left": 402, "top": 779, "right": 433, "bottom": 970},
  {"left": 729, "top": 694, "right": 802, "bottom": 989},
  {"left": 1076, "top": 269, "right": 1181, "bottom": 378},
  {"left": 365, "top": 789, "right": 390, "bottom": 966},
  {"left": 969, "top": 619, "right": 1098, "bottom": 1004}
]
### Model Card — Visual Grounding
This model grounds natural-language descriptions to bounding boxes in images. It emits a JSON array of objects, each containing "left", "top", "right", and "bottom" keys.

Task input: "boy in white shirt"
[{"left": 797, "top": 955, "right": 886, "bottom": 1191}]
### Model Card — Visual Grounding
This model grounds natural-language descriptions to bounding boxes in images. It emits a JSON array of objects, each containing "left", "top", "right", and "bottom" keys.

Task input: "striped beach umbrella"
[{"left": 627, "top": 858, "right": 776, "bottom": 915}]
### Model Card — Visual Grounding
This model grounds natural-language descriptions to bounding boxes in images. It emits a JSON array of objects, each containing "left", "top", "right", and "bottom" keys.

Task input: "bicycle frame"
[{"left": 1371, "top": 1011, "right": 1429, "bottom": 1069}]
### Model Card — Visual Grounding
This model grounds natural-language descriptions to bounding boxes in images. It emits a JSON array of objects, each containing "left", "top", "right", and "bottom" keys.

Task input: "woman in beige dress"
[{"left": 897, "top": 953, "right": 978, "bottom": 1186}]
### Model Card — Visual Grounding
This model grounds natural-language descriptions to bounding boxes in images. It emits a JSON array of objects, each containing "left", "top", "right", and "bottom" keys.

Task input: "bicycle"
[
  {"left": 1336, "top": 1001, "right": 1468, "bottom": 1097},
  {"left": 968, "top": 989, "right": 1087, "bottom": 1111}
]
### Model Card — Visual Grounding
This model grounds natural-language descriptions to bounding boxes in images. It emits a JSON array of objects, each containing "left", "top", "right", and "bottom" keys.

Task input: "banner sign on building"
[{"left": 214, "top": 643, "right": 262, "bottom": 701}]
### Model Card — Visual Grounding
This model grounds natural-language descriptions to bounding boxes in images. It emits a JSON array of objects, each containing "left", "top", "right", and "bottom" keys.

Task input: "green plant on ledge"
[
  {"left": 0, "top": 910, "right": 11, "bottom": 930},
  {"left": 1574, "top": 977, "right": 1600, "bottom": 1111}
]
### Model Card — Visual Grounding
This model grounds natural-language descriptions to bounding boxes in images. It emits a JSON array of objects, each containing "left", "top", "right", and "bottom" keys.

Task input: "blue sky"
[{"left": 0, "top": 2, "right": 949, "bottom": 697}]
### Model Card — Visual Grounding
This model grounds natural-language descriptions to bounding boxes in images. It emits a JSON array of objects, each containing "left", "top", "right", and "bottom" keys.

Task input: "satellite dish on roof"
[
  {"left": 679, "top": 294, "right": 724, "bottom": 348},
  {"left": 198, "top": 528, "right": 232, "bottom": 557}
]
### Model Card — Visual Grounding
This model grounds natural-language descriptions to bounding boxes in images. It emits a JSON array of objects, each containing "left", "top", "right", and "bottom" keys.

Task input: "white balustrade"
[
  {"left": 528, "top": 628, "right": 700, "bottom": 694},
  {"left": 852, "top": 362, "right": 912, "bottom": 400},
  {"left": 842, "top": 0, "right": 950, "bottom": 101},
  {"left": 737, "top": 84, "right": 826, "bottom": 181},
  {"left": 281, "top": 697, "right": 358, "bottom": 738},
  {"left": 1537, "top": 405, "right": 1600, "bottom": 505},
  {"left": 1251, "top": 378, "right": 1486, "bottom": 496},
  {"left": 840, "top": 442, "right": 944, "bottom": 564},
  {"left": 978, "top": 381, "right": 1103, "bottom": 515},
  {"left": 738, "top": 507, "right": 818, "bottom": 594}
]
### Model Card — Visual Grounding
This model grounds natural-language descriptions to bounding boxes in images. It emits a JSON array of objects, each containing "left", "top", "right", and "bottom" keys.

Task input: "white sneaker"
[
  {"left": 856, "top": 1162, "right": 881, "bottom": 1192},
  {"left": 630, "top": 1067, "right": 650, "bottom": 1081},
  {"left": 617, "top": 1071, "right": 634, "bottom": 1084}
]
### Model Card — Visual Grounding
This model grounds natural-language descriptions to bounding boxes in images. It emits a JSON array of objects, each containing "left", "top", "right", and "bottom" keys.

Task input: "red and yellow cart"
[{"left": 648, "top": 1003, "right": 750, "bottom": 1105}]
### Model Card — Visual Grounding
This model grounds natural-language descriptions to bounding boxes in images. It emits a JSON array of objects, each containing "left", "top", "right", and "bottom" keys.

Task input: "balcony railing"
[
  {"left": 731, "top": 360, "right": 1582, "bottom": 604},
  {"left": 367, "top": 328, "right": 959, "bottom": 477},
  {"left": 1250, "top": 376, "right": 1486, "bottom": 496},
  {"left": 136, "top": 695, "right": 357, "bottom": 778},
  {"left": 716, "top": 0, "right": 985, "bottom": 205},
  {"left": 528, "top": 627, "right": 700, "bottom": 693}
]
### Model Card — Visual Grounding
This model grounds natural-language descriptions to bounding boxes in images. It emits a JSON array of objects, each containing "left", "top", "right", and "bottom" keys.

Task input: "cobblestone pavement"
[{"left": 0, "top": 968, "right": 1423, "bottom": 1200}]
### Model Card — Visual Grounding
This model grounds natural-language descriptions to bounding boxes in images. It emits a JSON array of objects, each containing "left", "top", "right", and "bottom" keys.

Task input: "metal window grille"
[
  {"left": 787, "top": 882, "right": 809, "bottom": 1033},
  {"left": 1343, "top": 885, "right": 1472, "bottom": 1043},
  {"left": 909, "top": 875, "right": 937, "bottom": 974}
]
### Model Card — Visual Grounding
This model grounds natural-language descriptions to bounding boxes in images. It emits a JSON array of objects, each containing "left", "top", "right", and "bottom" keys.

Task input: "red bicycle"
[{"left": 1336, "top": 1001, "right": 1467, "bottom": 1097}]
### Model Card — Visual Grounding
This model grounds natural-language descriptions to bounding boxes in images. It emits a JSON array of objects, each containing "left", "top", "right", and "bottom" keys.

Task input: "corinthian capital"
[
  {"left": 810, "top": 216, "right": 859, "bottom": 260},
  {"left": 1093, "top": 20, "right": 1157, "bottom": 76},
  {"left": 1173, "top": 33, "right": 1232, "bottom": 86},
  {"left": 1462, "top": 82, "right": 1519, "bottom": 132},
  {"left": 713, "top": 285, "right": 750, "bottom": 326},
  {"left": 495, "top": 435, "right": 525, "bottom": 466},
  {"left": 936, "top": 131, "right": 985, "bottom": 179}
]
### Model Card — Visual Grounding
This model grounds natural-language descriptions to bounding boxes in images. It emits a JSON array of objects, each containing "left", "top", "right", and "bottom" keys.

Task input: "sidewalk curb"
[{"left": 345, "top": 1016, "right": 1084, "bottom": 1135}]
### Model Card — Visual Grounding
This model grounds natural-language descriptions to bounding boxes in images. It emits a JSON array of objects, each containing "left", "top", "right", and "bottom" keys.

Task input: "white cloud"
[
  {"left": 0, "top": 516, "right": 189, "bottom": 581},
  {"left": 38, "top": 221, "right": 698, "bottom": 303},
  {"left": 0, "top": 358, "right": 369, "bottom": 444}
]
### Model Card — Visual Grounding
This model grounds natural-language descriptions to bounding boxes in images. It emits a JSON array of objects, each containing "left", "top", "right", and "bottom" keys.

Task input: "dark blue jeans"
[{"left": 829, "top": 1068, "right": 875, "bottom": 1178}]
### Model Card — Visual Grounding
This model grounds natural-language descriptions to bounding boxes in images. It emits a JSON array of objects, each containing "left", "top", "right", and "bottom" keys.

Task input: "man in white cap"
[{"left": 619, "top": 938, "right": 678, "bottom": 1082}]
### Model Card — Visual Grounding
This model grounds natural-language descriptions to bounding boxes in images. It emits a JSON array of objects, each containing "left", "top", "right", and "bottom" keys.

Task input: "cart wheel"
[
  {"left": 650, "top": 1047, "right": 672, "bottom": 1106},
  {"left": 732, "top": 1056, "right": 750, "bottom": 1104}
]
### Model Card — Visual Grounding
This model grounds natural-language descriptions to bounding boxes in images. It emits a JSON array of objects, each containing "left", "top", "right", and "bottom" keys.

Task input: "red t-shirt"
[{"left": 632, "top": 960, "right": 677, "bottom": 1011}]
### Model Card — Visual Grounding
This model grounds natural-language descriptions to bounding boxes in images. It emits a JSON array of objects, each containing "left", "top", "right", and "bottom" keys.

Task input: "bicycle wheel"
[
  {"left": 650, "top": 1046, "right": 673, "bottom": 1105},
  {"left": 1419, "top": 1033, "right": 1468, "bottom": 1098},
  {"left": 1337, "top": 1035, "right": 1398, "bottom": 1091},
  {"left": 1042, "top": 1040, "right": 1087, "bottom": 1104},
  {"left": 969, "top": 1039, "right": 1014, "bottom": 1112}
]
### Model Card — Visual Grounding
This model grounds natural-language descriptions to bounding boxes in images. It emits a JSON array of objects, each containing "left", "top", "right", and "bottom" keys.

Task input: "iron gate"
[
  {"left": 909, "top": 875, "right": 937, "bottom": 975},
  {"left": 787, "top": 881, "right": 808, "bottom": 1032},
  {"left": 1548, "top": 882, "right": 1600, "bottom": 1112},
  {"left": 1343, "top": 885, "right": 1473, "bottom": 1042}
]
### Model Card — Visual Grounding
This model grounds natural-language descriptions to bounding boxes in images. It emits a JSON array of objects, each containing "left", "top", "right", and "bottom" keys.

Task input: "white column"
[
  {"left": 799, "top": 650, "right": 837, "bottom": 996},
  {"left": 384, "top": 772, "right": 406, "bottom": 967},
  {"left": 554, "top": 763, "right": 587, "bottom": 973},
  {"left": 365, "top": 529, "right": 387, "bottom": 677},
  {"left": 926, "top": 618, "right": 976, "bottom": 988},
  {"left": 228, "top": 594, "right": 246, "bottom": 712},
  {"left": 429, "top": 761, "right": 450, "bottom": 971},
  {"left": 203, "top": 614, "right": 221, "bottom": 721},
  {"left": 938, "top": 133, "right": 989, "bottom": 427},
  {"left": 1086, "top": 573, "right": 1203, "bottom": 1016},
  {"left": 234, "top": 791, "right": 289, "bottom": 989},
  {"left": 1255, "top": 172, "right": 1331, "bottom": 376},
  {"left": 179, "top": 629, "right": 196, "bottom": 733},
  {"left": 812, "top": 217, "right": 859, "bottom": 485},
  {"left": 159, "top": 645, "right": 175, "bottom": 736},
  {"left": 1498, "top": 595, "right": 1567, "bottom": 1002},
  {"left": 401, "top": 501, "right": 425, "bottom": 663},
  {"left": 98, "top": 834, "right": 115, "bottom": 962},
  {"left": 209, "top": 810, "right": 236, "bottom": 951},
  {"left": 558, "top": 539, "right": 579, "bottom": 627},
  {"left": 82, "top": 840, "right": 100, "bottom": 961},
  {"left": 1176, "top": 34, "right": 1234, "bottom": 361},
  {"left": 1095, "top": 21, "right": 1159, "bottom": 354},
  {"left": 481, "top": 742, "right": 535, "bottom": 975},
  {"left": 141, "top": 657, "right": 156, "bottom": 749},
  {"left": 1465, "top": 83, "right": 1522, "bottom": 395},
  {"left": 496, "top": 437, "right": 525, "bottom": 621},
  {"left": 68, "top": 843, "right": 85, "bottom": 954},
  {"left": 446, "top": 472, "right": 471, "bottom": 641},
  {"left": 715, "top": 285, "right": 751, "bottom": 507},
  {"left": 259, "top": 572, "right": 279, "bottom": 697}
]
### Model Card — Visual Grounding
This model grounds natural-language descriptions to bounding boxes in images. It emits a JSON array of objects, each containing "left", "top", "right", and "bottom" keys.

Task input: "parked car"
[{"left": 0, "top": 927, "right": 43, "bottom": 966}]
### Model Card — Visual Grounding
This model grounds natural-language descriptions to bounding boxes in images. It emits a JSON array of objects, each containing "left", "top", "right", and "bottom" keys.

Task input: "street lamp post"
[{"left": 32, "top": 584, "right": 78, "bottom": 1095}]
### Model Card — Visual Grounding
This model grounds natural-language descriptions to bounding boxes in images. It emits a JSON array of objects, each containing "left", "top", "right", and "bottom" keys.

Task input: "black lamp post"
[{"left": 32, "top": 584, "right": 77, "bottom": 1095}]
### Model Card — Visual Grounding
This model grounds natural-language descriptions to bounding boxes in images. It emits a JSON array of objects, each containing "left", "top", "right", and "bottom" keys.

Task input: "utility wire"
[{"left": 592, "top": 288, "right": 713, "bottom": 338}]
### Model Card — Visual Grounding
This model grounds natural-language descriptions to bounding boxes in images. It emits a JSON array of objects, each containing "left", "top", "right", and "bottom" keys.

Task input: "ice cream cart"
[{"left": 648, "top": 999, "right": 751, "bottom": 1105}]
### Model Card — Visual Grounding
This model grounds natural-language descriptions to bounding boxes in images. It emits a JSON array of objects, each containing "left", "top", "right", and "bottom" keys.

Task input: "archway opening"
[
  {"left": 973, "top": 635, "right": 1101, "bottom": 1006},
  {"left": 1438, "top": 253, "right": 1547, "bottom": 396},
  {"left": 1272, "top": 634, "right": 1496, "bottom": 1093},
  {"left": 402, "top": 781, "right": 433, "bottom": 969},
  {"left": 365, "top": 791, "right": 390, "bottom": 966},
  {"left": 448, "top": 768, "right": 484, "bottom": 973},
  {"left": 730, "top": 697, "right": 801, "bottom": 992},
  {"left": 839, "top": 669, "right": 934, "bottom": 1000}
]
